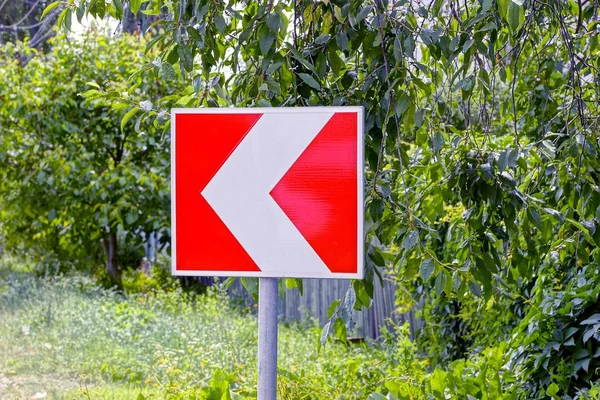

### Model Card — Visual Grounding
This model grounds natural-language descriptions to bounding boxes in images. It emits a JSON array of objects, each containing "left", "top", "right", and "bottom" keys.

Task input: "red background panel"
[
  {"left": 270, "top": 113, "right": 358, "bottom": 273},
  {"left": 174, "top": 113, "right": 262, "bottom": 271}
]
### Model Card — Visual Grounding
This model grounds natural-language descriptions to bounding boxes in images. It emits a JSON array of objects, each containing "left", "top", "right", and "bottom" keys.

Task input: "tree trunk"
[
  {"left": 122, "top": 3, "right": 154, "bottom": 35},
  {"left": 122, "top": 4, "right": 138, "bottom": 34},
  {"left": 101, "top": 232, "right": 121, "bottom": 288}
]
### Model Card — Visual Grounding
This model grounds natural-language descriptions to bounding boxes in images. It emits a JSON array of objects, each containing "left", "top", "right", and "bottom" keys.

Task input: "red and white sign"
[{"left": 171, "top": 107, "right": 363, "bottom": 279}]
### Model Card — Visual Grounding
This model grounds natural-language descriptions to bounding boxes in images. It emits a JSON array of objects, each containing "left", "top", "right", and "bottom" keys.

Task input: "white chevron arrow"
[{"left": 201, "top": 112, "right": 334, "bottom": 276}]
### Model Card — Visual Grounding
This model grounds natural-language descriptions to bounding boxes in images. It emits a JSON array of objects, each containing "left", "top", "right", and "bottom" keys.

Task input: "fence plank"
[{"left": 227, "top": 277, "right": 417, "bottom": 339}]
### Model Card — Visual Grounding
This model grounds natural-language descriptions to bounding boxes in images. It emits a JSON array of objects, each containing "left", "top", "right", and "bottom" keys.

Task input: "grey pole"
[{"left": 258, "top": 277, "right": 278, "bottom": 400}]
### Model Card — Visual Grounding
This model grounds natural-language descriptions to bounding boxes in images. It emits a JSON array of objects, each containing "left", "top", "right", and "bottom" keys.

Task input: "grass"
[{"left": 0, "top": 259, "right": 413, "bottom": 399}]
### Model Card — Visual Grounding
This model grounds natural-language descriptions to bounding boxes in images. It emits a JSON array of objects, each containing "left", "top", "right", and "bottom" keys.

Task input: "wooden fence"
[{"left": 228, "top": 276, "right": 420, "bottom": 339}]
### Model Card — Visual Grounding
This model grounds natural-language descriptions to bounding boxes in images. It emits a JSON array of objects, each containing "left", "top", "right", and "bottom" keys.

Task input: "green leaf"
[
  {"left": 80, "top": 89, "right": 101, "bottom": 98},
  {"left": 575, "top": 358, "right": 591, "bottom": 373},
  {"left": 144, "top": 35, "right": 164, "bottom": 54},
  {"left": 41, "top": 1, "right": 61, "bottom": 19},
  {"left": 566, "top": 218, "right": 595, "bottom": 245},
  {"left": 287, "top": 46, "right": 314, "bottom": 70},
  {"left": 581, "top": 313, "right": 600, "bottom": 325},
  {"left": 197, "top": 3, "right": 210, "bottom": 20},
  {"left": 356, "top": 5, "right": 373, "bottom": 23},
  {"left": 402, "top": 230, "right": 419, "bottom": 251},
  {"left": 432, "top": 132, "right": 444, "bottom": 152},
  {"left": 257, "top": 99, "right": 271, "bottom": 107},
  {"left": 186, "top": 26, "right": 202, "bottom": 41},
  {"left": 395, "top": 95, "right": 411, "bottom": 117},
  {"left": 160, "top": 63, "right": 177, "bottom": 81},
  {"left": 393, "top": 37, "right": 402, "bottom": 63},
  {"left": 369, "top": 247, "right": 385, "bottom": 267},
  {"left": 214, "top": 14, "right": 227, "bottom": 34},
  {"left": 284, "top": 278, "right": 302, "bottom": 294},
  {"left": 130, "top": 0, "right": 141, "bottom": 14},
  {"left": 507, "top": 1, "right": 524, "bottom": 31},
  {"left": 167, "top": 45, "right": 179, "bottom": 64},
  {"left": 96, "top": 0, "right": 106, "bottom": 19},
  {"left": 314, "top": 34, "right": 331, "bottom": 45},
  {"left": 76, "top": 4, "right": 84, "bottom": 22},
  {"left": 583, "top": 326, "right": 598, "bottom": 343},
  {"left": 434, "top": 271, "right": 446, "bottom": 294},
  {"left": 482, "top": 0, "right": 493, "bottom": 12},
  {"left": 259, "top": 31, "right": 275, "bottom": 55},
  {"left": 320, "top": 321, "right": 332, "bottom": 346},
  {"left": 420, "top": 258, "right": 435, "bottom": 281},
  {"left": 266, "top": 79, "right": 281, "bottom": 94},
  {"left": 333, "top": 317, "right": 347, "bottom": 342},
  {"left": 177, "top": 43, "right": 194, "bottom": 72},
  {"left": 298, "top": 73, "right": 320, "bottom": 90},
  {"left": 498, "top": 150, "right": 509, "bottom": 171},
  {"left": 266, "top": 13, "right": 280, "bottom": 33},
  {"left": 121, "top": 107, "right": 139, "bottom": 132},
  {"left": 64, "top": 9, "right": 72, "bottom": 30},
  {"left": 221, "top": 277, "right": 236, "bottom": 289},
  {"left": 353, "top": 281, "right": 371, "bottom": 309},
  {"left": 546, "top": 383, "right": 560, "bottom": 400},
  {"left": 344, "top": 284, "right": 356, "bottom": 313},
  {"left": 430, "top": 369, "right": 447, "bottom": 393},
  {"left": 112, "top": 0, "right": 123, "bottom": 18},
  {"left": 452, "top": 273, "right": 461, "bottom": 290},
  {"left": 241, "top": 278, "right": 258, "bottom": 302},
  {"left": 334, "top": 5, "right": 344, "bottom": 22},
  {"left": 126, "top": 211, "right": 138, "bottom": 224},
  {"left": 469, "top": 281, "right": 482, "bottom": 297},
  {"left": 327, "top": 299, "right": 340, "bottom": 319},
  {"left": 541, "top": 139, "right": 556, "bottom": 159},
  {"left": 480, "top": 21, "right": 497, "bottom": 31},
  {"left": 265, "top": 62, "right": 284, "bottom": 74},
  {"left": 498, "top": 0, "right": 509, "bottom": 18},
  {"left": 527, "top": 208, "right": 543, "bottom": 229},
  {"left": 336, "top": 31, "right": 349, "bottom": 51},
  {"left": 328, "top": 48, "right": 343, "bottom": 75}
]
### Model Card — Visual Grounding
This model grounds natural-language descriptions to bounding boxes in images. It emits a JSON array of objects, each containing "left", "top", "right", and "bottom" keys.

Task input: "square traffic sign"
[{"left": 172, "top": 107, "right": 363, "bottom": 279}]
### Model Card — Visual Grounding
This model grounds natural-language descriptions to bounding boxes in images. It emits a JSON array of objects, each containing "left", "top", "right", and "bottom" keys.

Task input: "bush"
[{"left": 0, "top": 31, "right": 179, "bottom": 285}]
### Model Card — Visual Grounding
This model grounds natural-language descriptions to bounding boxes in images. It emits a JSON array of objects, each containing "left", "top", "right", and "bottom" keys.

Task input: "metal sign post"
[{"left": 258, "top": 277, "right": 278, "bottom": 399}]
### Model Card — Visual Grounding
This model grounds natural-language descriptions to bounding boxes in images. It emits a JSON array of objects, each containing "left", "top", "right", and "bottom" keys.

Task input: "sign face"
[{"left": 171, "top": 107, "right": 363, "bottom": 279}]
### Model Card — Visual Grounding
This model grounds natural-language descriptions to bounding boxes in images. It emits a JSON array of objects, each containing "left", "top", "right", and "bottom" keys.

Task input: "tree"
[
  {"left": 27, "top": 0, "right": 600, "bottom": 395},
  {"left": 0, "top": 32, "right": 179, "bottom": 286},
  {"left": 121, "top": 1, "right": 155, "bottom": 34},
  {"left": 0, "top": 0, "right": 59, "bottom": 48}
]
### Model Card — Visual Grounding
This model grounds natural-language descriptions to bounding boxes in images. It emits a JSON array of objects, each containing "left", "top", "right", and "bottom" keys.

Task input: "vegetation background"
[{"left": 1, "top": 0, "right": 600, "bottom": 398}]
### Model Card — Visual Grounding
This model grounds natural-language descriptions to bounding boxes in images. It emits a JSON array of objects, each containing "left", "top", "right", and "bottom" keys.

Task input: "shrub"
[{"left": 0, "top": 31, "right": 179, "bottom": 286}]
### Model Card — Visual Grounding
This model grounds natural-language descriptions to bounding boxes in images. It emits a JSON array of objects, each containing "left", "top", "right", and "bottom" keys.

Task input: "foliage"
[
  {"left": 5, "top": 0, "right": 599, "bottom": 396},
  {"left": 0, "top": 31, "right": 179, "bottom": 285},
  {"left": 122, "top": 256, "right": 180, "bottom": 293}
]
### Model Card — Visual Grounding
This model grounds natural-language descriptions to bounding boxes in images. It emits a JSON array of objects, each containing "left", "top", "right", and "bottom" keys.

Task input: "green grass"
[{"left": 0, "top": 260, "right": 420, "bottom": 399}]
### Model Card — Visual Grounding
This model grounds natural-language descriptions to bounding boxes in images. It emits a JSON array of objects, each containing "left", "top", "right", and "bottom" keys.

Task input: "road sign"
[{"left": 171, "top": 107, "right": 363, "bottom": 279}]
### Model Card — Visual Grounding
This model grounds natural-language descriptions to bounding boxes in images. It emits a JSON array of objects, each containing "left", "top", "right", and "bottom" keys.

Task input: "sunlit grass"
[{"left": 0, "top": 262, "right": 392, "bottom": 399}]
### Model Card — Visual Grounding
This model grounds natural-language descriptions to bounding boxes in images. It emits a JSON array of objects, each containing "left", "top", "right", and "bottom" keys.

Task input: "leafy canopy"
[{"left": 0, "top": 32, "right": 178, "bottom": 279}]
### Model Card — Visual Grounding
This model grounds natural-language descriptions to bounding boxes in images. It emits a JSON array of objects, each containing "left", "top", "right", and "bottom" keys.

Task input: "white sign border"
[{"left": 171, "top": 107, "right": 364, "bottom": 279}]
